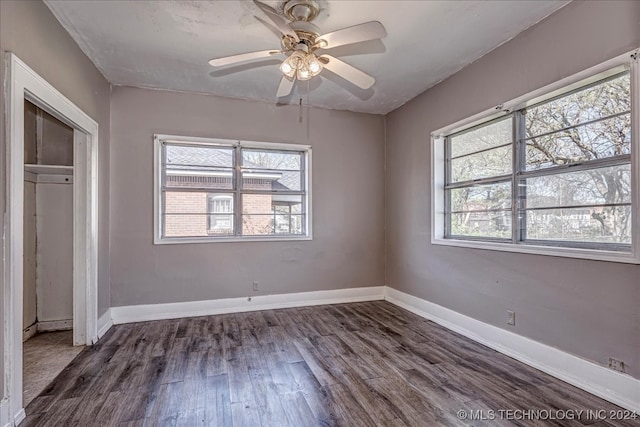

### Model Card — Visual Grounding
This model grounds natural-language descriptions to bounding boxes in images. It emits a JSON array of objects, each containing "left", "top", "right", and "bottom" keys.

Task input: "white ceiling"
[{"left": 44, "top": 0, "right": 568, "bottom": 114}]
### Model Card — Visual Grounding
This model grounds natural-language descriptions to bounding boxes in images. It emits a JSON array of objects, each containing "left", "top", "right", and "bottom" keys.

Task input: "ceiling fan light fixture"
[
  {"left": 281, "top": 50, "right": 318, "bottom": 79},
  {"left": 282, "top": 52, "right": 321, "bottom": 80},
  {"left": 291, "top": 51, "right": 305, "bottom": 68},
  {"left": 279, "top": 60, "right": 296, "bottom": 78},
  {"left": 297, "top": 65, "right": 311, "bottom": 81},
  {"left": 306, "top": 54, "right": 323, "bottom": 76}
]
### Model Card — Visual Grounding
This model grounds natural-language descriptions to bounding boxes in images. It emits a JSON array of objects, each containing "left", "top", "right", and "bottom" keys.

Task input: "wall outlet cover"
[
  {"left": 608, "top": 358, "right": 625, "bottom": 373},
  {"left": 507, "top": 310, "right": 516, "bottom": 326}
]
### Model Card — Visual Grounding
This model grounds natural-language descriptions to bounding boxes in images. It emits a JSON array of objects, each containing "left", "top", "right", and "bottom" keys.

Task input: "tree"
[
  {"left": 242, "top": 150, "right": 301, "bottom": 170},
  {"left": 524, "top": 73, "right": 631, "bottom": 243}
]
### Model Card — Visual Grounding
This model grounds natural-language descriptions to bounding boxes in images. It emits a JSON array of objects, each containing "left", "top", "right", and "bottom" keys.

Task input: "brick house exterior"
[{"left": 163, "top": 145, "right": 302, "bottom": 238}]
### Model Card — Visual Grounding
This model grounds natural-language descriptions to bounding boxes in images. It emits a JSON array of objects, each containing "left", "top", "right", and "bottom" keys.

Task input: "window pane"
[
  {"left": 163, "top": 192, "right": 234, "bottom": 237},
  {"left": 242, "top": 214, "right": 304, "bottom": 235},
  {"left": 164, "top": 191, "right": 216, "bottom": 214},
  {"left": 242, "top": 194, "right": 303, "bottom": 235},
  {"left": 450, "top": 145, "right": 512, "bottom": 183},
  {"left": 242, "top": 150, "right": 301, "bottom": 170},
  {"left": 525, "top": 113, "right": 631, "bottom": 170},
  {"left": 525, "top": 72, "right": 630, "bottom": 139},
  {"left": 242, "top": 168, "right": 301, "bottom": 192},
  {"left": 450, "top": 117, "right": 512, "bottom": 158},
  {"left": 165, "top": 144, "right": 233, "bottom": 168},
  {"left": 158, "top": 139, "right": 310, "bottom": 241},
  {"left": 524, "top": 165, "right": 631, "bottom": 209},
  {"left": 165, "top": 174, "right": 233, "bottom": 190},
  {"left": 165, "top": 144, "right": 234, "bottom": 189},
  {"left": 525, "top": 205, "right": 632, "bottom": 244},
  {"left": 449, "top": 211, "right": 511, "bottom": 238},
  {"left": 163, "top": 214, "right": 226, "bottom": 238},
  {"left": 450, "top": 181, "right": 511, "bottom": 213}
]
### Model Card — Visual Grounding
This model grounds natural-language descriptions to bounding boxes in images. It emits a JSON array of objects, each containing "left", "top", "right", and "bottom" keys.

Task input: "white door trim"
[{"left": 3, "top": 52, "right": 99, "bottom": 424}]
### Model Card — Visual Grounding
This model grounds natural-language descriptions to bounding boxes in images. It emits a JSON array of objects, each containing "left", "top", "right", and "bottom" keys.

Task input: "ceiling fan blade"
[
  {"left": 319, "top": 55, "right": 375, "bottom": 90},
  {"left": 277, "top": 75, "right": 296, "bottom": 98},
  {"left": 317, "top": 21, "right": 386, "bottom": 50},
  {"left": 254, "top": 0, "right": 299, "bottom": 43},
  {"left": 254, "top": 16, "right": 282, "bottom": 39},
  {"left": 209, "top": 50, "right": 281, "bottom": 67}
]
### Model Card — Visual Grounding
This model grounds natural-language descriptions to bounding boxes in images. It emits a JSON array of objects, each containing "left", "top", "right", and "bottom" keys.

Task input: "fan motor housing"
[
  {"left": 282, "top": 21, "right": 320, "bottom": 51},
  {"left": 283, "top": 0, "right": 320, "bottom": 23},
  {"left": 280, "top": 1, "right": 321, "bottom": 51}
]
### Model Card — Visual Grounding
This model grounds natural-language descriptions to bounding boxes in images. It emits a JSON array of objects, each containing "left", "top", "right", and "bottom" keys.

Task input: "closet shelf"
[{"left": 24, "top": 164, "right": 73, "bottom": 176}]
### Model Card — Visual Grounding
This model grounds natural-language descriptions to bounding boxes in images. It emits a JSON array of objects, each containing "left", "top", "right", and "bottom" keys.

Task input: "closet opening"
[
  {"left": 4, "top": 53, "right": 99, "bottom": 423},
  {"left": 21, "top": 100, "right": 84, "bottom": 406}
]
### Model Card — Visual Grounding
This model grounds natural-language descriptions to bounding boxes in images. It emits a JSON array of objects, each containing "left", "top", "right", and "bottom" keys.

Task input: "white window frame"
[
  {"left": 431, "top": 49, "right": 640, "bottom": 264},
  {"left": 154, "top": 135, "right": 312, "bottom": 244}
]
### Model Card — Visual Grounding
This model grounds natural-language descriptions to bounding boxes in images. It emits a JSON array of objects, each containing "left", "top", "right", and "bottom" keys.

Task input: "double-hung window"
[
  {"left": 433, "top": 51, "right": 640, "bottom": 263},
  {"left": 154, "top": 135, "right": 311, "bottom": 243}
]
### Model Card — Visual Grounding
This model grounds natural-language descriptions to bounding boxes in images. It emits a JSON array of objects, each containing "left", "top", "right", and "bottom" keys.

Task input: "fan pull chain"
[
  {"left": 298, "top": 98, "right": 303, "bottom": 123},
  {"left": 306, "top": 79, "right": 311, "bottom": 141},
  {"left": 296, "top": 82, "right": 311, "bottom": 140}
]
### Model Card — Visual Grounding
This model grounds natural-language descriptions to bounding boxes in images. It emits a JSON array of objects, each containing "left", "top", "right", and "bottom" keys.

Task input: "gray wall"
[
  {"left": 0, "top": 0, "right": 112, "bottom": 399},
  {"left": 22, "top": 181, "right": 74, "bottom": 328},
  {"left": 109, "top": 86, "right": 385, "bottom": 307},
  {"left": 36, "top": 182, "right": 74, "bottom": 322},
  {"left": 386, "top": 0, "right": 640, "bottom": 379}
]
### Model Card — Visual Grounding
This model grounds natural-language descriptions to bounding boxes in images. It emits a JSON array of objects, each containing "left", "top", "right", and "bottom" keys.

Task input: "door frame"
[{"left": 3, "top": 52, "right": 99, "bottom": 424}]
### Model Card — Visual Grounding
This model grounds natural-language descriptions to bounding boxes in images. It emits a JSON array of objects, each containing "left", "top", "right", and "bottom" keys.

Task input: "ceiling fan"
[{"left": 208, "top": 0, "right": 387, "bottom": 98}]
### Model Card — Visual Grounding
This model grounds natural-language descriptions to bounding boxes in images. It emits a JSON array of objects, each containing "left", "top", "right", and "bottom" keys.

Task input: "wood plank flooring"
[{"left": 20, "top": 301, "right": 639, "bottom": 427}]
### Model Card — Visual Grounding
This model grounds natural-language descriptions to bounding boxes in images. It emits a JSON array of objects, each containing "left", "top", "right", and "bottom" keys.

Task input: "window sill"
[
  {"left": 431, "top": 237, "right": 640, "bottom": 264},
  {"left": 155, "top": 235, "right": 313, "bottom": 245}
]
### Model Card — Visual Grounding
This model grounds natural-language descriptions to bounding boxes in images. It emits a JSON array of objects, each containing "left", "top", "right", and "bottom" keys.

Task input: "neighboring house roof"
[
  {"left": 166, "top": 145, "right": 234, "bottom": 168},
  {"left": 166, "top": 145, "right": 300, "bottom": 192}
]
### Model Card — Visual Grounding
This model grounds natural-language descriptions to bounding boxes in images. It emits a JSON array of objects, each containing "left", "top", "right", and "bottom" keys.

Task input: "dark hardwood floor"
[{"left": 21, "top": 301, "right": 638, "bottom": 427}]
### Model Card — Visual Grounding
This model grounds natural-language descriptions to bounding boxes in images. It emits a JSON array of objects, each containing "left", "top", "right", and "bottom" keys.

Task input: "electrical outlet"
[
  {"left": 608, "top": 358, "right": 625, "bottom": 373},
  {"left": 507, "top": 310, "right": 516, "bottom": 326},
  {"left": 253, "top": 281, "right": 259, "bottom": 292}
]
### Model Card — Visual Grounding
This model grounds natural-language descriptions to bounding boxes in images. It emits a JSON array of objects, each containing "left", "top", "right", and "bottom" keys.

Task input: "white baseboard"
[
  {"left": 23, "top": 320, "right": 73, "bottom": 342},
  {"left": 22, "top": 324, "right": 37, "bottom": 342},
  {"left": 96, "top": 309, "right": 113, "bottom": 343},
  {"left": 111, "top": 286, "right": 386, "bottom": 324},
  {"left": 384, "top": 287, "right": 640, "bottom": 413},
  {"left": 37, "top": 319, "right": 73, "bottom": 332},
  {"left": 13, "top": 409, "right": 25, "bottom": 426}
]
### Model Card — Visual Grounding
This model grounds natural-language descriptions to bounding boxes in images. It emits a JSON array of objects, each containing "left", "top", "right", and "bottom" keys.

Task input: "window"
[
  {"left": 155, "top": 135, "right": 311, "bottom": 243},
  {"left": 207, "top": 195, "right": 233, "bottom": 234},
  {"left": 432, "top": 51, "right": 640, "bottom": 263}
]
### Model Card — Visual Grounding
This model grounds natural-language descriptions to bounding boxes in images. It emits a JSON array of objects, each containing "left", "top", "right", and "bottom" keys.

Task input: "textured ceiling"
[{"left": 44, "top": 0, "right": 568, "bottom": 114}]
